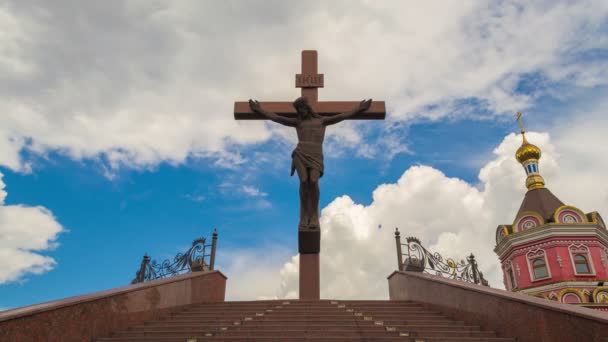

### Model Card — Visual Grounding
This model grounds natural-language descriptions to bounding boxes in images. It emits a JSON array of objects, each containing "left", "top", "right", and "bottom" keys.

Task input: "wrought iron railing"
[
  {"left": 394, "top": 228, "right": 489, "bottom": 286},
  {"left": 131, "top": 229, "right": 218, "bottom": 284}
]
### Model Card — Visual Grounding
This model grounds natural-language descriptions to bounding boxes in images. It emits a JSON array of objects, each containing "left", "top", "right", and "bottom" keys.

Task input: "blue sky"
[
  {"left": 0, "top": 117, "right": 509, "bottom": 308},
  {"left": 1, "top": 1, "right": 607, "bottom": 307}
]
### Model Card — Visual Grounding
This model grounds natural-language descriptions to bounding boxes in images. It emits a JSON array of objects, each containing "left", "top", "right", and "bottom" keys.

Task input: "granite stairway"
[{"left": 95, "top": 300, "right": 515, "bottom": 341}]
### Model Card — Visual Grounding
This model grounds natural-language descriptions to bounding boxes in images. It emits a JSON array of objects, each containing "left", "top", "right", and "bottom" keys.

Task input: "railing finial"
[{"left": 395, "top": 227, "right": 403, "bottom": 271}]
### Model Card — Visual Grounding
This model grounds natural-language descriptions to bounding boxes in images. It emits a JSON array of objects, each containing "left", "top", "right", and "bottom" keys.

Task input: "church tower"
[{"left": 494, "top": 113, "right": 608, "bottom": 310}]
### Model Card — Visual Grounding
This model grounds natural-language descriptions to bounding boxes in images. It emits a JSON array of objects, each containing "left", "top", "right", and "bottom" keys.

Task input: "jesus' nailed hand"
[{"left": 247, "top": 96, "right": 372, "bottom": 230}]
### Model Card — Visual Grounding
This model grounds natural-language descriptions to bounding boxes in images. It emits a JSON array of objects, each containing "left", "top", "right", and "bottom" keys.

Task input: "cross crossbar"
[
  {"left": 234, "top": 101, "right": 385, "bottom": 120},
  {"left": 234, "top": 50, "right": 386, "bottom": 120}
]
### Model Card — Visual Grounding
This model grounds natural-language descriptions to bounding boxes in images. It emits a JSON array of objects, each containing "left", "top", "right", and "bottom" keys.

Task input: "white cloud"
[
  {"left": 279, "top": 165, "right": 504, "bottom": 299},
  {"left": 0, "top": 0, "right": 606, "bottom": 297},
  {"left": 283, "top": 133, "right": 601, "bottom": 298},
  {"left": 0, "top": 172, "right": 64, "bottom": 283},
  {"left": 221, "top": 247, "right": 294, "bottom": 300},
  {"left": 241, "top": 185, "right": 268, "bottom": 198},
  {"left": 0, "top": 1, "right": 606, "bottom": 171},
  {"left": 221, "top": 100, "right": 608, "bottom": 298}
]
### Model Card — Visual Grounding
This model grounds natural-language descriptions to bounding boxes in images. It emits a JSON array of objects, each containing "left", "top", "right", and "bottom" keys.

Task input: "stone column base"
[
  {"left": 298, "top": 228, "right": 320, "bottom": 253},
  {"left": 299, "top": 253, "right": 320, "bottom": 300}
]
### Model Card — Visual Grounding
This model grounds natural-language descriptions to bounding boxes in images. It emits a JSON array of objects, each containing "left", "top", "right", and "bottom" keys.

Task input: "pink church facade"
[{"left": 494, "top": 114, "right": 608, "bottom": 310}]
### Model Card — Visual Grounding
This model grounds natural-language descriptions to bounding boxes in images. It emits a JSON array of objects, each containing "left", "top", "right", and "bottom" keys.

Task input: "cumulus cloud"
[
  {"left": 280, "top": 133, "right": 608, "bottom": 298},
  {"left": 221, "top": 247, "right": 295, "bottom": 300},
  {"left": 223, "top": 105, "right": 608, "bottom": 299},
  {"left": 0, "top": 172, "right": 64, "bottom": 283},
  {"left": 0, "top": 1, "right": 606, "bottom": 171}
]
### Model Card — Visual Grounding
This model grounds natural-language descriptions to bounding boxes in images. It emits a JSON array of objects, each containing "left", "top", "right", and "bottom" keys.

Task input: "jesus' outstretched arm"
[
  {"left": 322, "top": 99, "right": 372, "bottom": 126},
  {"left": 249, "top": 99, "right": 297, "bottom": 127}
]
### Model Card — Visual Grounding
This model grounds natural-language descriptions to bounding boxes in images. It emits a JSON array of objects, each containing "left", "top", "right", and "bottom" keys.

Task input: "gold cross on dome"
[{"left": 516, "top": 112, "right": 526, "bottom": 134}]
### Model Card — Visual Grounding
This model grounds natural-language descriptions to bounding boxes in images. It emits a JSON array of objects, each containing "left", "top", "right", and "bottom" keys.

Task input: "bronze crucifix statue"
[
  {"left": 248, "top": 97, "right": 372, "bottom": 231},
  {"left": 234, "top": 50, "right": 385, "bottom": 300}
]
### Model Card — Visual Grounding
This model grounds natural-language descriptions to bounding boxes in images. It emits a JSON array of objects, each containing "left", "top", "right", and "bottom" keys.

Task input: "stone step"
[
  {"left": 127, "top": 325, "right": 391, "bottom": 332},
  {"left": 190, "top": 300, "right": 424, "bottom": 307},
  {"left": 132, "top": 319, "right": 465, "bottom": 330},
  {"left": 182, "top": 306, "right": 428, "bottom": 313},
  {"left": 352, "top": 311, "right": 436, "bottom": 316},
  {"left": 167, "top": 315, "right": 366, "bottom": 321},
  {"left": 120, "top": 326, "right": 488, "bottom": 337},
  {"left": 96, "top": 337, "right": 396, "bottom": 341},
  {"left": 114, "top": 328, "right": 498, "bottom": 338},
  {"left": 170, "top": 313, "right": 437, "bottom": 320},
  {"left": 232, "top": 308, "right": 435, "bottom": 313},
  {"left": 217, "top": 332, "right": 403, "bottom": 338},
  {"left": 337, "top": 300, "right": 416, "bottom": 303},
  {"left": 334, "top": 308, "right": 433, "bottom": 312},
  {"left": 138, "top": 320, "right": 378, "bottom": 328},
  {"left": 368, "top": 319, "right": 465, "bottom": 324},
  {"left": 186, "top": 303, "right": 423, "bottom": 308},
  {"left": 127, "top": 326, "right": 391, "bottom": 333},
  {"left": 168, "top": 314, "right": 445, "bottom": 321},
  {"left": 218, "top": 331, "right": 498, "bottom": 339},
  {"left": 113, "top": 326, "right": 493, "bottom": 337},
  {"left": 97, "top": 336, "right": 515, "bottom": 342},
  {"left": 236, "top": 321, "right": 471, "bottom": 329},
  {"left": 94, "top": 300, "right": 513, "bottom": 342},
  {"left": 406, "top": 339, "right": 515, "bottom": 342},
  {"left": 338, "top": 304, "right": 425, "bottom": 308},
  {"left": 391, "top": 324, "right": 483, "bottom": 332},
  {"left": 415, "top": 330, "right": 497, "bottom": 338},
  {"left": 379, "top": 319, "right": 468, "bottom": 329},
  {"left": 176, "top": 309, "right": 378, "bottom": 315},
  {"left": 139, "top": 321, "right": 370, "bottom": 328}
]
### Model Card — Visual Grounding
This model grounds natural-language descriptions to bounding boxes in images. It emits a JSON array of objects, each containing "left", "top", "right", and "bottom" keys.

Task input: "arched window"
[
  {"left": 516, "top": 214, "right": 542, "bottom": 232},
  {"left": 505, "top": 260, "right": 517, "bottom": 290},
  {"left": 562, "top": 292, "right": 582, "bottom": 304},
  {"left": 507, "top": 268, "right": 516, "bottom": 289},
  {"left": 556, "top": 208, "right": 584, "bottom": 223},
  {"left": 569, "top": 244, "right": 595, "bottom": 276},
  {"left": 527, "top": 249, "right": 551, "bottom": 281},
  {"left": 574, "top": 254, "right": 591, "bottom": 274},
  {"left": 532, "top": 259, "right": 549, "bottom": 279},
  {"left": 522, "top": 220, "right": 536, "bottom": 230}
]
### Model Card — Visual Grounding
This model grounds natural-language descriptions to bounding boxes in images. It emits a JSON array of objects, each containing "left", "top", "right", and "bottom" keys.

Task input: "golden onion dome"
[
  {"left": 515, "top": 112, "right": 545, "bottom": 191},
  {"left": 515, "top": 139, "right": 541, "bottom": 163}
]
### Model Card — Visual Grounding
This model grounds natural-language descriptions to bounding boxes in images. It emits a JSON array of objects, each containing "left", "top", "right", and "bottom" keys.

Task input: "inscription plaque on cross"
[{"left": 234, "top": 50, "right": 385, "bottom": 300}]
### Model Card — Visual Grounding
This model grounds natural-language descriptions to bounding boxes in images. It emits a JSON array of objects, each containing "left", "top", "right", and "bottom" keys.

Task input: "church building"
[{"left": 494, "top": 113, "right": 608, "bottom": 310}]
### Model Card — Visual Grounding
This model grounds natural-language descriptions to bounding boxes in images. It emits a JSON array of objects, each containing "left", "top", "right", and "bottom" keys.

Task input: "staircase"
[{"left": 95, "top": 300, "right": 515, "bottom": 341}]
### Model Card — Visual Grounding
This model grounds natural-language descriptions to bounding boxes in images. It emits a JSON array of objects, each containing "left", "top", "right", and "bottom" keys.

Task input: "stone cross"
[{"left": 234, "top": 50, "right": 385, "bottom": 300}]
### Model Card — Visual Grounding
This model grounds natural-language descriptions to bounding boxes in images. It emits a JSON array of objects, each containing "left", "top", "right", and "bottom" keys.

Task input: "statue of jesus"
[{"left": 249, "top": 97, "right": 372, "bottom": 230}]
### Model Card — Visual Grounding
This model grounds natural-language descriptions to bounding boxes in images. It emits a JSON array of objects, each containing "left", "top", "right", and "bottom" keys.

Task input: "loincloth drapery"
[{"left": 291, "top": 141, "right": 324, "bottom": 177}]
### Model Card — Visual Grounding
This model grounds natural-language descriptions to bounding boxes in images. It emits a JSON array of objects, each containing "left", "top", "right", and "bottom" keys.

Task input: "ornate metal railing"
[
  {"left": 394, "top": 228, "right": 489, "bottom": 286},
  {"left": 131, "top": 229, "right": 218, "bottom": 284}
]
